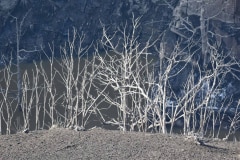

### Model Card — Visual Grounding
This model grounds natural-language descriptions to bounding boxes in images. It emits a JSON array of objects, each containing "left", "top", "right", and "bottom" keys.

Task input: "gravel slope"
[{"left": 0, "top": 128, "right": 239, "bottom": 160}]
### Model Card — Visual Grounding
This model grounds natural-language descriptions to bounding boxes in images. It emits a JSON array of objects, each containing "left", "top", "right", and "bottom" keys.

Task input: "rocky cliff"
[
  {"left": 0, "top": 0, "right": 177, "bottom": 61},
  {"left": 0, "top": 0, "right": 240, "bottom": 96}
]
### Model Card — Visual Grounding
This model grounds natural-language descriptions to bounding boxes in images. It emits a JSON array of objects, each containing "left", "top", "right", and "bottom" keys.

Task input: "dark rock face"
[
  {"left": 0, "top": 0, "right": 239, "bottom": 105},
  {"left": 0, "top": 0, "right": 176, "bottom": 60},
  {"left": 172, "top": 0, "right": 240, "bottom": 59},
  {"left": 0, "top": 0, "right": 239, "bottom": 60}
]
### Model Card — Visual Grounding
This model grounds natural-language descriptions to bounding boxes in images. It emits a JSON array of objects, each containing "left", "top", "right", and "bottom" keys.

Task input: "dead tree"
[
  {"left": 57, "top": 28, "right": 101, "bottom": 128},
  {"left": 96, "top": 16, "right": 158, "bottom": 131}
]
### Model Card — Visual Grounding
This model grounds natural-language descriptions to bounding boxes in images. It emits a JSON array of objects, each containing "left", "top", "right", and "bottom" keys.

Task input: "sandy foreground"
[{"left": 0, "top": 127, "right": 239, "bottom": 160}]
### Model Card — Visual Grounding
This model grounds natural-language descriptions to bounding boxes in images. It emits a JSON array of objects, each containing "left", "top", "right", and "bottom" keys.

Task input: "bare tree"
[
  {"left": 162, "top": 0, "right": 240, "bottom": 138},
  {"left": 57, "top": 28, "right": 102, "bottom": 129},
  {"left": 32, "top": 62, "right": 43, "bottom": 130},
  {"left": 39, "top": 43, "right": 62, "bottom": 128},
  {"left": 96, "top": 16, "right": 158, "bottom": 132},
  {"left": 10, "top": 10, "right": 39, "bottom": 112},
  {"left": 0, "top": 58, "right": 18, "bottom": 134}
]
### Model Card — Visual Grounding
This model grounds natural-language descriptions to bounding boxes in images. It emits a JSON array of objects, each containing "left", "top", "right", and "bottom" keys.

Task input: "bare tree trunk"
[
  {"left": 200, "top": 1, "right": 208, "bottom": 67},
  {"left": 15, "top": 18, "right": 22, "bottom": 112}
]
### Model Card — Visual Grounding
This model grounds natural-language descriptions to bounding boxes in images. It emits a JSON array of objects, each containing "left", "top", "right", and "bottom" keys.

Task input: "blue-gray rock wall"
[{"left": 0, "top": 0, "right": 176, "bottom": 60}]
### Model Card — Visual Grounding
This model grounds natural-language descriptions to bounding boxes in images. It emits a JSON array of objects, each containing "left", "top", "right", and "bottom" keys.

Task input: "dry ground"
[{"left": 0, "top": 127, "right": 239, "bottom": 160}]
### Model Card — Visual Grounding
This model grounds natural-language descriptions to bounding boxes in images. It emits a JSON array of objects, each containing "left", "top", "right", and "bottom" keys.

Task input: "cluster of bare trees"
[{"left": 0, "top": 16, "right": 239, "bottom": 141}]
